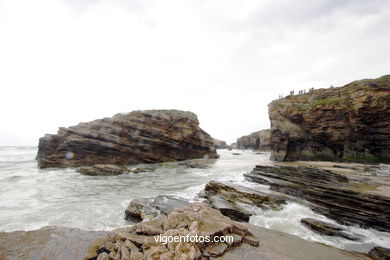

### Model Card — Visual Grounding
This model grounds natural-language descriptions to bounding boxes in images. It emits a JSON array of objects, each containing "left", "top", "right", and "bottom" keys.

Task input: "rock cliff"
[
  {"left": 236, "top": 129, "right": 271, "bottom": 151},
  {"left": 269, "top": 75, "right": 390, "bottom": 162},
  {"left": 37, "top": 110, "right": 218, "bottom": 168},
  {"left": 213, "top": 138, "right": 229, "bottom": 149}
]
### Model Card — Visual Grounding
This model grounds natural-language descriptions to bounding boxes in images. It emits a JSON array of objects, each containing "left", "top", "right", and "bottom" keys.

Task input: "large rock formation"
[
  {"left": 236, "top": 129, "right": 271, "bottom": 151},
  {"left": 37, "top": 110, "right": 218, "bottom": 168},
  {"left": 213, "top": 139, "right": 229, "bottom": 149},
  {"left": 269, "top": 75, "right": 390, "bottom": 162},
  {"left": 244, "top": 165, "right": 390, "bottom": 232}
]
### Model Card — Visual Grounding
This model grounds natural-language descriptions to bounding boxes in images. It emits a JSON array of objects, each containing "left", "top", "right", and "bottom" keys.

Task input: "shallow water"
[{"left": 0, "top": 146, "right": 389, "bottom": 252}]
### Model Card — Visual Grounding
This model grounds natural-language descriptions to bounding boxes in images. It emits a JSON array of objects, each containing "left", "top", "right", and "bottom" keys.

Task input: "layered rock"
[
  {"left": 300, "top": 218, "right": 360, "bottom": 241},
  {"left": 200, "top": 181, "right": 286, "bottom": 222},
  {"left": 37, "top": 110, "right": 218, "bottom": 168},
  {"left": 236, "top": 129, "right": 271, "bottom": 151},
  {"left": 213, "top": 139, "right": 229, "bottom": 149},
  {"left": 244, "top": 165, "right": 390, "bottom": 232},
  {"left": 269, "top": 75, "right": 390, "bottom": 162}
]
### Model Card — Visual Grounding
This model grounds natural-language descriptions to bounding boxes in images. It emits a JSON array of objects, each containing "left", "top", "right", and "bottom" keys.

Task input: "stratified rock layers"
[
  {"left": 37, "top": 110, "right": 218, "bottom": 168},
  {"left": 236, "top": 129, "right": 271, "bottom": 151},
  {"left": 269, "top": 75, "right": 390, "bottom": 162},
  {"left": 244, "top": 165, "right": 390, "bottom": 232}
]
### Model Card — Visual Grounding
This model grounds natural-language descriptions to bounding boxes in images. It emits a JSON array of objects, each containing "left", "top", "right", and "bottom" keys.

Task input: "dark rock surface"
[
  {"left": 244, "top": 165, "right": 390, "bottom": 232},
  {"left": 76, "top": 164, "right": 130, "bottom": 176},
  {"left": 125, "top": 195, "right": 190, "bottom": 222},
  {"left": 236, "top": 129, "right": 271, "bottom": 151},
  {"left": 200, "top": 181, "right": 286, "bottom": 222},
  {"left": 269, "top": 75, "right": 390, "bottom": 162},
  {"left": 178, "top": 161, "right": 211, "bottom": 169},
  {"left": 369, "top": 246, "right": 390, "bottom": 260},
  {"left": 37, "top": 110, "right": 218, "bottom": 168},
  {"left": 76, "top": 164, "right": 154, "bottom": 176},
  {"left": 301, "top": 218, "right": 360, "bottom": 241}
]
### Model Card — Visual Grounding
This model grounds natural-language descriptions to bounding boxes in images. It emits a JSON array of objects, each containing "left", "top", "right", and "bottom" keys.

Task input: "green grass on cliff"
[
  {"left": 382, "top": 94, "right": 390, "bottom": 100},
  {"left": 310, "top": 97, "right": 343, "bottom": 107}
]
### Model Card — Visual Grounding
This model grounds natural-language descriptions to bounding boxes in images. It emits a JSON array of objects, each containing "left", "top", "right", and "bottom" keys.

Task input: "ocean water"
[{"left": 0, "top": 146, "right": 389, "bottom": 253}]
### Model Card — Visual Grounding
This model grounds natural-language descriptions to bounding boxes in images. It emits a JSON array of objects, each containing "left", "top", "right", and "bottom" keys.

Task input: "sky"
[{"left": 1, "top": 0, "right": 390, "bottom": 146}]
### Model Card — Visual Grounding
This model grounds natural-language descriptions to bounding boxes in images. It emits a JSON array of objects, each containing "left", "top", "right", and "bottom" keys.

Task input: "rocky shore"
[
  {"left": 0, "top": 202, "right": 373, "bottom": 260},
  {"left": 269, "top": 75, "right": 390, "bottom": 162},
  {"left": 36, "top": 110, "right": 218, "bottom": 168},
  {"left": 244, "top": 165, "right": 390, "bottom": 232}
]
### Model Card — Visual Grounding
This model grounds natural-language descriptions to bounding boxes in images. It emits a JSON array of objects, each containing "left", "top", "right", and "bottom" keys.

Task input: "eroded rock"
[
  {"left": 86, "top": 203, "right": 260, "bottom": 260},
  {"left": 125, "top": 195, "right": 190, "bottom": 222},
  {"left": 244, "top": 165, "right": 390, "bottom": 232},
  {"left": 269, "top": 75, "right": 390, "bottom": 162},
  {"left": 236, "top": 129, "right": 271, "bottom": 151},
  {"left": 200, "top": 181, "right": 286, "bottom": 222},
  {"left": 301, "top": 218, "right": 360, "bottom": 241},
  {"left": 37, "top": 110, "right": 218, "bottom": 168}
]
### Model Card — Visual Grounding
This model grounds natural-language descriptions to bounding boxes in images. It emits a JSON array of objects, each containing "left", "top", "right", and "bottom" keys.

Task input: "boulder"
[
  {"left": 36, "top": 110, "right": 218, "bottom": 168},
  {"left": 244, "top": 165, "right": 390, "bottom": 232},
  {"left": 268, "top": 75, "right": 390, "bottom": 162},
  {"left": 125, "top": 195, "right": 190, "bottom": 222}
]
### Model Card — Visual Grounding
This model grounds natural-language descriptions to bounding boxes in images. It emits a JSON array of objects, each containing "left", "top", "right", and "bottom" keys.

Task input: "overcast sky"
[{"left": 1, "top": 0, "right": 390, "bottom": 146}]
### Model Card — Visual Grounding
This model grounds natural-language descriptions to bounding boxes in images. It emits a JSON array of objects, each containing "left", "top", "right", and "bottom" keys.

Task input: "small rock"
[
  {"left": 77, "top": 164, "right": 129, "bottom": 176},
  {"left": 178, "top": 161, "right": 211, "bottom": 169},
  {"left": 128, "top": 167, "right": 155, "bottom": 173}
]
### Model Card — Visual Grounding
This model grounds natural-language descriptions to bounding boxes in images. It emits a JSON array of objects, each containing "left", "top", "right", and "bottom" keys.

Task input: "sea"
[{"left": 0, "top": 146, "right": 389, "bottom": 253}]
